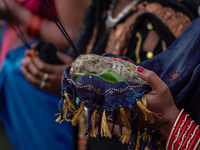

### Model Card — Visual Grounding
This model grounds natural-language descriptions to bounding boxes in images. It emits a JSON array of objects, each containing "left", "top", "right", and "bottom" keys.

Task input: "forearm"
[
  {"left": 10, "top": 6, "right": 72, "bottom": 50},
  {"left": 9, "top": 2, "right": 31, "bottom": 27},
  {"left": 39, "top": 20, "right": 79, "bottom": 50},
  {"left": 7, "top": 0, "right": 90, "bottom": 50}
]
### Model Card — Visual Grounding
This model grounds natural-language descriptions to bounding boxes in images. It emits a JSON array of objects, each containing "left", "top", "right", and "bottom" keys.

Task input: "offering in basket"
[{"left": 56, "top": 54, "right": 157, "bottom": 147}]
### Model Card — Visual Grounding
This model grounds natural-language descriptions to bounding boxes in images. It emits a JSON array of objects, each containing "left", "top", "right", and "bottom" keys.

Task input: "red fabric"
[
  {"left": 0, "top": 25, "right": 18, "bottom": 65},
  {"left": 16, "top": 0, "right": 57, "bottom": 18}
]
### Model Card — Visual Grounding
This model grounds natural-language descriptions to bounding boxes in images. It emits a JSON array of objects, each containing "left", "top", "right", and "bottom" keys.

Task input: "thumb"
[
  {"left": 56, "top": 51, "right": 73, "bottom": 65},
  {"left": 136, "top": 66, "right": 164, "bottom": 90}
]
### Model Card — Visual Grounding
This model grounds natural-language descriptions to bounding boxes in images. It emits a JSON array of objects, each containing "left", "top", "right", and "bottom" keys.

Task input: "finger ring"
[
  {"left": 40, "top": 73, "right": 48, "bottom": 89},
  {"left": 40, "top": 80, "right": 46, "bottom": 89},
  {"left": 42, "top": 73, "right": 48, "bottom": 81}
]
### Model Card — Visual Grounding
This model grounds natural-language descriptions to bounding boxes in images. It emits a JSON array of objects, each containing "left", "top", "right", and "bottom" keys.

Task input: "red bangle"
[
  {"left": 188, "top": 126, "right": 200, "bottom": 150},
  {"left": 180, "top": 121, "right": 196, "bottom": 150},
  {"left": 171, "top": 114, "right": 189, "bottom": 149},
  {"left": 168, "top": 111, "right": 186, "bottom": 149},
  {"left": 166, "top": 109, "right": 200, "bottom": 150},
  {"left": 166, "top": 109, "right": 185, "bottom": 149},
  {"left": 27, "top": 13, "right": 42, "bottom": 37},
  {"left": 194, "top": 137, "right": 200, "bottom": 150},
  {"left": 174, "top": 118, "right": 192, "bottom": 150}
]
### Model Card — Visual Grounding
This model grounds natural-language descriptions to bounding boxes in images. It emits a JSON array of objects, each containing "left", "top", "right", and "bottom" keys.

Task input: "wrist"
[{"left": 158, "top": 105, "right": 179, "bottom": 137}]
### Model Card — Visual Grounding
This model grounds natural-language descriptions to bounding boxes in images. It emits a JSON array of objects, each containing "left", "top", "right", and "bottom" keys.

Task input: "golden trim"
[
  {"left": 64, "top": 78, "right": 147, "bottom": 96},
  {"left": 104, "top": 1, "right": 191, "bottom": 56},
  {"left": 161, "top": 40, "right": 167, "bottom": 51},
  {"left": 140, "top": 2, "right": 191, "bottom": 38},
  {"left": 135, "top": 32, "right": 142, "bottom": 63}
]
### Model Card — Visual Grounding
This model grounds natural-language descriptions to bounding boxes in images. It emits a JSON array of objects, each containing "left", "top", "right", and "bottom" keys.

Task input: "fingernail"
[{"left": 137, "top": 66, "right": 145, "bottom": 73}]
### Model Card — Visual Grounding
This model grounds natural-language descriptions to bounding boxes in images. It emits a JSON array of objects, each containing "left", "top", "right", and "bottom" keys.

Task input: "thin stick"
[{"left": 39, "top": 0, "right": 80, "bottom": 56}]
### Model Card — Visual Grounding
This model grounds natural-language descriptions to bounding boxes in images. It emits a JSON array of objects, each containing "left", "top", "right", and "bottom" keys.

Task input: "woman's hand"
[
  {"left": 136, "top": 66, "right": 179, "bottom": 137},
  {"left": 21, "top": 49, "right": 73, "bottom": 96}
]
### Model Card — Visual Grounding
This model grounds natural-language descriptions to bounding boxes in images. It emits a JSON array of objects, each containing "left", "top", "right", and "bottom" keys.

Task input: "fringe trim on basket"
[
  {"left": 72, "top": 104, "right": 85, "bottom": 126},
  {"left": 119, "top": 107, "right": 131, "bottom": 144},
  {"left": 56, "top": 93, "right": 161, "bottom": 147},
  {"left": 90, "top": 110, "right": 97, "bottom": 137},
  {"left": 136, "top": 96, "right": 155, "bottom": 123},
  {"left": 101, "top": 109, "right": 112, "bottom": 138}
]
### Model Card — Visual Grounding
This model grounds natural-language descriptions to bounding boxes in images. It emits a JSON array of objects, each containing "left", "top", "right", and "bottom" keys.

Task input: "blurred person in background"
[{"left": 0, "top": 0, "right": 90, "bottom": 150}]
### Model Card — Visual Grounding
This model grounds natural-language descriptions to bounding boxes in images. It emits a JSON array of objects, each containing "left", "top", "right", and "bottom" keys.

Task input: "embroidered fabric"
[{"left": 57, "top": 54, "right": 155, "bottom": 148}]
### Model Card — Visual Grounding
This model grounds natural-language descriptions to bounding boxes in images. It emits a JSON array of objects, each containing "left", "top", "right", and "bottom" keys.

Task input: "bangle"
[
  {"left": 188, "top": 126, "right": 200, "bottom": 150},
  {"left": 167, "top": 110, "right": 186, "bottom": 149},
  {"left": 171, "top": 114, "right": 189, "bottom": 149},
  {"left": 26, "top": 13, "right": 42, "bottom": 37},
  {"left": 166, "top": 109, "right": 185, "bottom": 149},
  {"left": 180, "top": 121, "right": 196, "bottom": 150},
  {"left": 166, "top": 109, "right": 200, "bottom": 150},
  {"left": 178, "top": 120, "right": 194, "bottom": 150},
  {"left": 176, "top": 119, "right": 194, "bottom": 150},
  {"left": 194, "top": 137, "right": 200, "bottom": 150}
]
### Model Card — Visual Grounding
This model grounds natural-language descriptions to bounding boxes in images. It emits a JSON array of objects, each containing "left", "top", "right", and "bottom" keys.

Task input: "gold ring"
[
  {"left": 42, "top": 73, "right": 48, "bottom": 82},
  {"left": 40, "top": 73, "right": 48, "bottom": 89}
]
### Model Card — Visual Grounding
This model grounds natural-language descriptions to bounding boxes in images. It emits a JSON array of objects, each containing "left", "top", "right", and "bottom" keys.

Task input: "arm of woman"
[
  {"left": 0, "top": 0, "right": 90, "bottom": 50},
  {"left": 39, "top": 0, "right": 91, "bottom": 50},
  {"left": 107, "top": 66, "right": 200, "bottom": 149},
  {"left": 136, "top": 66, "right": 200, "bottom": 150}
]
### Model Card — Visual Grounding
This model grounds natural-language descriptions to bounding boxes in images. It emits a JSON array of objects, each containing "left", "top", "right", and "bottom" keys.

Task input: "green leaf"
[{"left": 74, "top": 69, "right": 126, "bottom": 83}]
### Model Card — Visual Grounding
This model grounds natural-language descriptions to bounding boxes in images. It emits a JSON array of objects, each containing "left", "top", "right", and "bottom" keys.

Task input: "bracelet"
[
  {"left": 181, "top": 122, "right": 196, "bottom": 150},
  {"left": 166, "top": 109, "right": 185, "bottom": 149},
  {"left": 194, "top": 137, "right": 200, "bottom": 150},
  {"left": 166, "top": 109, "right": 200, "bottom": 150},
  {"left": 177, "top": 120, "right": 194, "bottom": 150},
  {"left": 188, "top": 125, "right": 200, "bottom": 150},
  {"left": 172, "top": 115, "right": 189, "bottom": 149},
  {"left": 176, "top": 119, "right": 194, "bottom": 150},
  {"left": 26, "top": 13, "right": 42, "bottom": 37}
]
